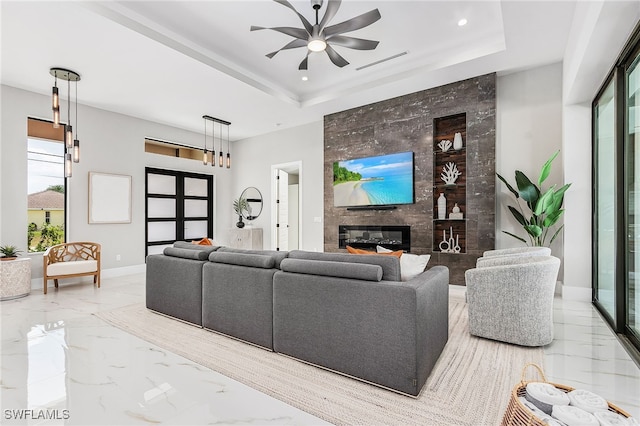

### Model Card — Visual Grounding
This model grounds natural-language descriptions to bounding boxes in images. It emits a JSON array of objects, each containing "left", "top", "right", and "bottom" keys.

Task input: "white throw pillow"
[{"left": 376, "top": 245, "right": 430, "bottom": 281}]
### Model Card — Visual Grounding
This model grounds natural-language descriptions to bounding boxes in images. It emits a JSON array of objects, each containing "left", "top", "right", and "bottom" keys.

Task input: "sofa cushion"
[
  {"left": 46, "top": 259, "right": 98, "bottom": 276},
  {"left": 347, "top": 245, "right": 403, "bottom": 258},
  {"left": 280, "top": 258, "right": 383, "bottom": 282},
  {"left": 376, "top": 245, "right": 430, "bottom": 281},
  {"left": 218, "top": 247, "right": 288, "bottom": 269},
  {"left": 288, "top": 250, "right": 401, "bottom": 281},
  {"left": 209, "top": 252, "right": 276, "bottom": 269},
  {"left": 192, "top": 237, "right": 214, "bottom": 246},
  {"left": 173, "top": 241, "right": 220, "bottom": 255},
  {"left": 164, "top": 247, "right": 209, "bottom": 261}
]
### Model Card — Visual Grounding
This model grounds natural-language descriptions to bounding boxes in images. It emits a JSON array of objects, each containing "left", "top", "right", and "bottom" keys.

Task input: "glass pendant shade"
[
  {"left": 64, "top": 153, "right": 72, "bottom": 178},
  {"left": 219, "top": 151, "right": 223, "bottom": 167},
  {"left": 53, "top": 108, "right": 60, "bottom": 128},
  {"left": 226, "top": 153, "right": 231, "bottom": 168},
  {"left": 52, "top": 85, "right": 59, "bottom": 109},
  {"left": 66, "top": 125, "right": 73, "bottom": 149},
  {"left": 73, "top": 139, "right": 80, "bottom": 163},
  {"left": 202, "top": 150, "right": 208, "bottom": 165}
]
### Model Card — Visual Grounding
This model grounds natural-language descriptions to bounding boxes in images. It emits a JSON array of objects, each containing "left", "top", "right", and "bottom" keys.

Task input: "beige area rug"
[{"left": 95, "top": 293, "right": 543, "bottom": 425}]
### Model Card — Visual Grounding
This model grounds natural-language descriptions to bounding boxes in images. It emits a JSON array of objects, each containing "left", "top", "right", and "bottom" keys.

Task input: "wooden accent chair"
[{"left": 43, "top": 242, "right": 101, "bottom": 294}]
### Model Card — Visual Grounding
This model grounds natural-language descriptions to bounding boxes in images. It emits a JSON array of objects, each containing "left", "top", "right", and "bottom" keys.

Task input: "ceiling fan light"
[{"left": 308, "top": 38, "right": 326, "bottom": 52}]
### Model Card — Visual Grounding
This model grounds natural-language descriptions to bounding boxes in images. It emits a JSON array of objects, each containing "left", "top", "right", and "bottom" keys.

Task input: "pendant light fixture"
[
  {"left": 218, "top": 120, "right": 223, "bottom": 168},
  {"left": 52, "top": 74, "right": 60, "bottom": 128},
  {"left": 202, "top": 115, "right": 231, "bottom": 169},
  {"left": 50, "top": 67, "right": 81, "bottom": 177},
  {"left": 202, "top": 115, "right": 209, "bottom": 165},
  {"left": 226, "top": 124, "right": 231, "bottom": 169},
  {"left": 73, "top": 79, "right": 80, "bottom": 163}
]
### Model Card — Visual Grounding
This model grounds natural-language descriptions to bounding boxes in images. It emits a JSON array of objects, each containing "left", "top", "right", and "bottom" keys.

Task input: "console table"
[
  {"left": 229, "top": 228, "right": 263, "bottom": 250},
  {"left": 1, "top": 257, "right": 31, "bottom": 301}
]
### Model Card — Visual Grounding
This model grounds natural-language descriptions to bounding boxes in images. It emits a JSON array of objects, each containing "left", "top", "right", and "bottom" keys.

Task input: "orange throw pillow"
[
  {"left": 192, "top": 237, "right": 213, "bottom": 246},
  {"left": 346, "top": 245, "right": 402, "bottom": 258}
]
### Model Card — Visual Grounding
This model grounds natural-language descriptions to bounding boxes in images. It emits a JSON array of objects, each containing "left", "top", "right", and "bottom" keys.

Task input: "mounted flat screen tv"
[{"left": 333, "top": 151, "right": 414, "bottom": 207}]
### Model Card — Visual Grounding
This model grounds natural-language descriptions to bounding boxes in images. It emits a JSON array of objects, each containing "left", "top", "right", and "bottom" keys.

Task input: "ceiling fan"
[{"left": 251, "top": 0, "right": 381, "bottom": 70}]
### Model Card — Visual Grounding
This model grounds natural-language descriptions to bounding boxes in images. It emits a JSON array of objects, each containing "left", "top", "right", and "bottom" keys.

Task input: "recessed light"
[
  {"left": 458, "top": 18, "right": 467, "bottom": 26},
  {"left": 301, "top": 76, "right": 309, "bottom": 81}
]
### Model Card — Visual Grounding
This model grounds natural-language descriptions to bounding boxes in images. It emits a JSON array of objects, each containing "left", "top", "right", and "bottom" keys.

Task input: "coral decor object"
[
  {"left": 438, "top": 140, "right": 452, "bottom": 152},
  {"left": 441, "top": 162, "right": 462, "bottom": 185}
]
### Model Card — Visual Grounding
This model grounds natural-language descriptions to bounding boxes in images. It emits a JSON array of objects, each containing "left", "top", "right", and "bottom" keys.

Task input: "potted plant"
[
  {"left": 496, "top": 150, "right": 571, "bottom": 247},
  {"left": 0, "top": 245, "right": 23, "bottom": 261},
  {"left": 233, "top": 197, "right": 249, "bottom": 229}
]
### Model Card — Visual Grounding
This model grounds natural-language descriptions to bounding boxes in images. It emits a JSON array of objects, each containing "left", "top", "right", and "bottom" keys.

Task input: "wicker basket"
[{"left": 501, "top": 363, "right": 631, "bottom": 425}]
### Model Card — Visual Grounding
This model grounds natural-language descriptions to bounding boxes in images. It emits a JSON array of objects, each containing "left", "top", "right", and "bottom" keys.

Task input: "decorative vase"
[
  {"left": 437, "top": 193, "right": 446, "bottom": 220},
  {"left": 453, "top": 132, "right": 463, "bottom": 150},
  {"left": 452, "top": 203, "right": 460, "bottom": 213},
  {"left": 236, "top": 216, "right": 245, "bottom": 229}
]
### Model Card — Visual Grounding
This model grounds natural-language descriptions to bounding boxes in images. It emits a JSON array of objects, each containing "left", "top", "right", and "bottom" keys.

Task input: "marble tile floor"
[{"left": 1, "top": 274, "right": 638, "bottom": 425}]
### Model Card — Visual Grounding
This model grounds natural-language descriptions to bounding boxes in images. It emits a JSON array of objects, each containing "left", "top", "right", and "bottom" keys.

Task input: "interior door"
[
  {"left": 288, "top": 183, "right": 299, "bottom": 250},
  {"left": 277, "top": 170, "right": 289, "bottom": 251}
]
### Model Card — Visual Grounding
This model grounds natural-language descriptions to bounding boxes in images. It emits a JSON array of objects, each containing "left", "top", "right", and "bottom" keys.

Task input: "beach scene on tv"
[{"left": 333, "top": 152, "right": 414, "bottom": 207}]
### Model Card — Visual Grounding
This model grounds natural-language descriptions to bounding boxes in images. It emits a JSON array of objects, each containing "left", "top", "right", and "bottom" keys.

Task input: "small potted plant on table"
[{"left": 0, "top": 245, "right": 23, "bottom": 261}]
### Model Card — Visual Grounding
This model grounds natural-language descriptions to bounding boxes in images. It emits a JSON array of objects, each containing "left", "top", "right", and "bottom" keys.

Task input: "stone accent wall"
[{"left": 323, "top": 73, "right": 496, "bottom": 285}]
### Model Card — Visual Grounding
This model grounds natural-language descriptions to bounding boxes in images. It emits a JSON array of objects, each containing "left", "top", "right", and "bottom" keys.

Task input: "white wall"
[
  {"left": 231, "top": 121, "right": 324, "bottom": 251},
  {"left": 496, "top": 63, "right": 565, "bottom": 261},
  {"left": 560, "top": 0, "right": 640, "bottom": 300},
  {"left": 0, "top": 84, "right": 232, "bottom": 279}
]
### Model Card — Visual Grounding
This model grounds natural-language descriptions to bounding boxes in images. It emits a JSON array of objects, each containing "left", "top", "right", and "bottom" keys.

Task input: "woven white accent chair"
[
  {"left": 43, "top": 242, "right": 101, "bottom": 294},
  {"left": 481, "top": 246, "right": 551, "bottom": 258},
  {"left": 465, "top": 255, "right": 560, "bottom": 346}
]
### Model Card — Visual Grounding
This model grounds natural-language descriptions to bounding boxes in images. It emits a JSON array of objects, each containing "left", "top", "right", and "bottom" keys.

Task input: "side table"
[{"left": 0, "top": 257, "right": 31, "bottom": 301}]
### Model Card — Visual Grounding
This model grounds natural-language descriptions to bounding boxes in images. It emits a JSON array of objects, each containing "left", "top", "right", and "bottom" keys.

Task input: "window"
[{"left": 27, "top": 118, "right": 66, "bottom": 252}]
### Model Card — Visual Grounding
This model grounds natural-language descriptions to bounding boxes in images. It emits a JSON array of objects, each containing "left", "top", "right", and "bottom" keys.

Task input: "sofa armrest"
[
  {"left": 208, "top": 251, "right": 275, "bottom": 269},
  {"left": 163, "top": 247, "right": 209, "bottom": 261},
  {"left": 407, "top": 266, "right": 450, "bottom": 388},
  {"left": 280, "top": 258, "right": 382, "bottom": 282}
]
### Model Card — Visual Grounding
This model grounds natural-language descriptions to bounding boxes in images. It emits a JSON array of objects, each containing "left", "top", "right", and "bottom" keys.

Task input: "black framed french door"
[
  {"left": 593, "top": 23, "right": 640, "bottom": 357},
  {"left": 145, "top": 167, "right": 214, "bottom": 257}
]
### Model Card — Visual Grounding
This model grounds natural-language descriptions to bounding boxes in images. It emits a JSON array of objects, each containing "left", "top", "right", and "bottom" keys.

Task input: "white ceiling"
[{"left": 1, "top": 0, "right": 577, "bottom": 142}]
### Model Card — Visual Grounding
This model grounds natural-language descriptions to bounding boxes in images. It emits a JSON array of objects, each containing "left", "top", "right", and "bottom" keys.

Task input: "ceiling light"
[
  {"left": 458, "top": 18, "right": 468, "bottom": 26},
  {"left": 301, "top": 76, "right": 309, "bottom": 81},
  {"left": 203, "top": 115, "right": 231, "bottom": 169},
  {"left": 307, "top": 37, "right": 326, "bottom": 52},
  {"left": 202, "top": 115, "right": 209, "bottom": 165},
  {"left": 50, "top": 67, "right": 81, "bottom": 177}
]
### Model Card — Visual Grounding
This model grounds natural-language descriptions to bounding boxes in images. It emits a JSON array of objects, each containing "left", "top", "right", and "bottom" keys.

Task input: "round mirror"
[{"left": 240, "top": 187, "right": 263, "bottom": 221}]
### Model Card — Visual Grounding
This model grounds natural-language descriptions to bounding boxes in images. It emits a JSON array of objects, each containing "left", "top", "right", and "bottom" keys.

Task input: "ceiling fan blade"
[
  {"left": 298, "top": 52, "right": 310, "bottom": 70},
  {"left": 266, "top": 39, "right": 308, "bottom": 58},
  {"left": 250, "top": 25, "right": 308, "bottom": 41},
  {"left": 324, "top": 8, "right": 381, "bottom": 37},
  {"left": 327, "top": 35, "right": 379, "bottom": 50},
  {"left": 319, "top": 0, "right": 341, "bottom": 33},
  {"left": 273, "top": 0, "right": 313, "bottom": 35},
  {"left": 325, "top": 45, "right": 349, "bottom": 67}
]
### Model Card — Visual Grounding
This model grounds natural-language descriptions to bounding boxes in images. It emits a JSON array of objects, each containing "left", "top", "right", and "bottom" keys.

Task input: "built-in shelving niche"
[{"left": 433, "top": 113, "right": 467, "bottom": 253}]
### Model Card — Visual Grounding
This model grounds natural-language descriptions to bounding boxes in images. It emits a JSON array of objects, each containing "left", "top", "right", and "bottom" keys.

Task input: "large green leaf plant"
[{"left": 496, "top": 150, "right": 571, "bottom": 247}]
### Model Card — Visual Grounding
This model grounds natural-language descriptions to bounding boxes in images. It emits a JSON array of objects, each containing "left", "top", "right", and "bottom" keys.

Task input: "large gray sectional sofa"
[{"left": 146, "top": 242, "right": 449, "bottom": 397}]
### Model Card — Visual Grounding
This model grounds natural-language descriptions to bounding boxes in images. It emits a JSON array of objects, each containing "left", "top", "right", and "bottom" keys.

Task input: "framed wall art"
[{"left": 88, "top": 172, "right": 132, "bottom": 224}]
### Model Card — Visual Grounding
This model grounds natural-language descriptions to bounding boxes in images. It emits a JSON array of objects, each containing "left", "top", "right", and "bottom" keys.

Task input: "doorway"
[{"left": 271, "top": 161, "right": 302, "bottom": 251}]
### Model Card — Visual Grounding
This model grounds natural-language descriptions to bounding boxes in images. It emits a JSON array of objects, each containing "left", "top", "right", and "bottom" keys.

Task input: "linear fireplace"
[{"left": 338, "top": 225, "right": 411, "bottom": 252}]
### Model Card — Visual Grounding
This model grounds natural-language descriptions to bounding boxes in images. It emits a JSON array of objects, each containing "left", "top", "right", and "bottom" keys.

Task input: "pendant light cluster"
[
  {"left": 50, "top": 67, "right": 81, "bottom": 178},
  {"left": 202, "top": 115, "right": 231, "bottom": 169}
]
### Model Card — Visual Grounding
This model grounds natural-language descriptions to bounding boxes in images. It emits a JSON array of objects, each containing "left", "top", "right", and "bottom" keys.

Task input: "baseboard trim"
[
  {"left": 31, "top": 264, "right": 145, "bottom": 290},
  {"left": 561, "top": 284, "right": 591, "bottom": 302}
]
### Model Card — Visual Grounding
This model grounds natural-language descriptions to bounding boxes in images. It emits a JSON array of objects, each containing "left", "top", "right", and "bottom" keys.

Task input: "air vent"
[{"left": 356, "top": 51, "right": 408, "bottom": 71}]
